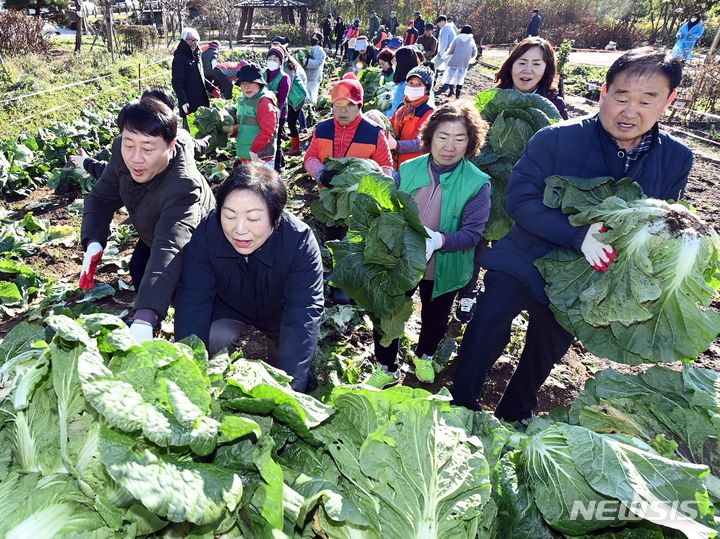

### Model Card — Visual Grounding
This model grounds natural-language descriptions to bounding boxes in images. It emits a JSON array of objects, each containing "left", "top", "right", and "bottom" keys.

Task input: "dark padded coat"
[
  {"left": 481, "top": 114, "right": 693, "bottom": 302},
  {"left": 172, "top": 39, "right": 213, "bottom": 114},
  {"left": 81, "top": 130, "right": 214, "bottom": 319},
  {"left": 174, "top": 210, "right": 324, "bottom": 391}
]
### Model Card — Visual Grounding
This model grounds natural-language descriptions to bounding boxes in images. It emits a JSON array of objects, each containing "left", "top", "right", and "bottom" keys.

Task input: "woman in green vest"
[
  {"left": 366, "top": 102, "right": 491, "bottom": 388},
  {"left": 234, "top": 63, "right": 279, "bottom": 169},
  {"left": 263, "top": 47, "right": 291, "bottom": 171}
]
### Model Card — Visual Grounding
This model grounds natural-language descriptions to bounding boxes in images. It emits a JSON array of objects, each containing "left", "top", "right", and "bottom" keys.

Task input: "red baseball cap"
[{"left": 330, "top": 73, "right": 364, "bottom": 106}]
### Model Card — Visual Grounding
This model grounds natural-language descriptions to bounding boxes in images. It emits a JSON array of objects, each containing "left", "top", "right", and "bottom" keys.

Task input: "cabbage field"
[{"left": 1, "top": 48, "right": 720, "bottom": 538}]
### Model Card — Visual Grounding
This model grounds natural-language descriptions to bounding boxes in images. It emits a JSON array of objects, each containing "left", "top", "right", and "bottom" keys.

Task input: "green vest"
[
  {"left": 265, "top": 69, "right": 307, "bottom": 111},
  {"left": 400, "top": 154, "right": 491, "bottom": 298},
  {"left": 235, "top": 88, "right": 277, "bottom": 159}
]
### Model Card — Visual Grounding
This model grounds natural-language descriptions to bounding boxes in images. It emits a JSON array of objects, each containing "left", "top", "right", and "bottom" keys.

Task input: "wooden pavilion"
[{"left": 235, "top": 0, "right": 308, "bottom": 40}]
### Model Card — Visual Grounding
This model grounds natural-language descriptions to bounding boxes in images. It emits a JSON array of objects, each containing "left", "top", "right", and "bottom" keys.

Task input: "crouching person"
[
  {"left": 174, "top": 164, "right": 324, "bottom": 392},
  {"left": 79, "top": 98, "right": 214, "bottom": 343}
]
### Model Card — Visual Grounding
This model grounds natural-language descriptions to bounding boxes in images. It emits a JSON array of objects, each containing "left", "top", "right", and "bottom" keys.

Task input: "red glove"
[
  {"left": 231, "top": 124, "right": 238, "bottom": 137},
  {"left": 79, "top": 242, "right": 104, "bottom": 290},
  {"left": 211, "top": 87, "right": 221, "bottom": 99},
  {"left": 596, "top": 226, "right": 617, "bottom": 272}
]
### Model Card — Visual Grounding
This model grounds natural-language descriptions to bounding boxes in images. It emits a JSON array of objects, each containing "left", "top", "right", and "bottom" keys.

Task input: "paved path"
[{"left": 482, "top": 46, "right": 624, "bottom": 67}]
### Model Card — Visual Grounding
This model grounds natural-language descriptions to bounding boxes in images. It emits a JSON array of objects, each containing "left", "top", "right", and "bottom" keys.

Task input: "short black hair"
[
  {"left": 141, "top": 86, "right": 176, "bottom": 110},
  {"left": 117, "top": 98, "right": 177, "bottom": 143},
  {"left": 216, "top": 163, "right": 287, "bottom": 228},
  {"left": 606, "top": 47, "right": 682, "bottom": 92},
  {"left": 435, "top": 15, "right": 447, "bottom": 23}
]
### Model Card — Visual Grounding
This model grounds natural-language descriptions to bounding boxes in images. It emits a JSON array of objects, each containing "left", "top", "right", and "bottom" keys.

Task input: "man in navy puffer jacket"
[{"left": 452, "top": 47, "right": 692, "bottom": 421}]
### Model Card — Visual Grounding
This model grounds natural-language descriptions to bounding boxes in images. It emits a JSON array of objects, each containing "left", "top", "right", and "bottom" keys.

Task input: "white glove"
[
  {"left": 128, "top": 321, "right": 154, "bottom": 344},
  {"left": 79, "top": 241, "right": 103, "bottom": 290},
  {"left": 182, "top": 103, "right": 190, "bottom": 115},
  {"left": 249, "top": 151, "right": 262, "bottom": 163},
  {"left": 581, "top": 222, "right": 616, "bottom": 272},
  {"left": 387, "top": 135, "right": 398, "bottom": 150},
  {"left": 69, "top": 147, "right": 87, "bottom": 168},
  {"left": 424, "top": 226, "right": 443, "bottom": 261}
]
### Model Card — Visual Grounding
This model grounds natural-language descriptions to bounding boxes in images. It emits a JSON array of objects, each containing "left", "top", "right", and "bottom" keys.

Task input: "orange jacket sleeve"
[{"left": 372, "top": 130, "right": 394, "bottom": 174}]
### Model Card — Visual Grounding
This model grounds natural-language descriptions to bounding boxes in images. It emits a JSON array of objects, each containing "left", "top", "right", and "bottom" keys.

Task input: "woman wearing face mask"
[
  {"left": 366, "top": 102, "right": 491, "bottom": 388},
  {"left": 384, "top": 46, "right": 421, "bottom": 118},
  {"left": 175, "top": 164, "right": 324, "bottom": 393},
  {"left": 672, "top": 14, "right": 705, "bottom": 62},
  {"left": 494, "top": 37, "right": 568, "bottom": 119},
  {"left": 388, "top": 65, "right": 436, "bottom": 167},
  {"left": 263, "top": 47, "right": 291, "bottom": 170}
]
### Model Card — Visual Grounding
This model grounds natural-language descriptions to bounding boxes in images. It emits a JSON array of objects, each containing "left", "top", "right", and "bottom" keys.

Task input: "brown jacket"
[
  {"left": 81, "top": 130, "right": 214, "bottom": 319},
  {"left": 417, "top": 34, "right": 438, "bottom": 57}
]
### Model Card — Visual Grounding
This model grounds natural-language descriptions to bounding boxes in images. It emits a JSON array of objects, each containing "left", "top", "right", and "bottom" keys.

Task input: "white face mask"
[
  {"left": 690, "top": 17, "right": 698, "bottom": 22},
  {"left": 211, "top": 59, "right": 218, "bottom": 69},
  {"left": 404, "top": 85, "right": 426, "bottom": 100},
  {"left": 266, "top": 60, "right": 280, "bottom": 71}
]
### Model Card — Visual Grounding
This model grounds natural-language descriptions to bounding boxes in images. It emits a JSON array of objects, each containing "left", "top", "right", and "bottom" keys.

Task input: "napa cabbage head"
[{"left": 537, "top": 176, "right": 720, "bottom": 364}]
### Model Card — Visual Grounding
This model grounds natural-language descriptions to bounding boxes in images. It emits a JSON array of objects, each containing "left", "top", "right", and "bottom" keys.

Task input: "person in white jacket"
[
  {"left": 432, "top": 15, "right": 456, "bottom": 71},
  {"left": 305, "top": 32, "right": 327, "bottom": 105},
  {"left": 440, "top": 25, "right": 477, "bottom": 98}
]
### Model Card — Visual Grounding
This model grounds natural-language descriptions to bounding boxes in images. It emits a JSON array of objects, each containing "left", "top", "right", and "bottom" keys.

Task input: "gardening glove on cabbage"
[
  {"left": 581, "top": 222, "right": 616, "bottom": 272},
  {"left": 211, "top": 87, "right": 221, "bottom": 98},
  {"left": 128, "top": 320, "right": 154, "bottom": 344},
  {"left": 424, "top": 226, "right": 444, "bottom": 262},
  {"left": 387, "top": 134, "right": 398, "bottom": 150},
  {"left": 79, "top": 241, "right": 103, "bottom": 290},
  {"left": 182, "top": 103, "right": 190, "bottom": 115},
  {"left": 318, "top": 167, "right": 339, "bottom": 188},
  {"left": 69, "top": 147, "right": 87, "bottom": 168}
]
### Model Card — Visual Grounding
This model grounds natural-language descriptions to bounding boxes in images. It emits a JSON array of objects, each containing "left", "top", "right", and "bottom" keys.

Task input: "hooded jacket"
[
  {"left": 444, "top": 33, "right": 478, "bottom": 69},
  {"left": 81, "top": 130, "right": 214, "bottom": 319}
]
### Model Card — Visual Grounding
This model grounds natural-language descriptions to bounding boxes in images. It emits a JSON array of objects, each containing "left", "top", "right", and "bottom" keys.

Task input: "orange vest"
[
  {"left": 374, "top": 31, "right": 388, "bottom": 48},
  {"left": 392, "top": 99, "right": 434, "bottom": 166},
  {"left": 314, "top": 117, "right": 382, "bottom": 161}
]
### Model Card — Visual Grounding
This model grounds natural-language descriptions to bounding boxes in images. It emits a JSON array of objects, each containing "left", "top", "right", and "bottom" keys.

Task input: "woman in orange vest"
[
  {"left": 373, "top": 25, "right": 388, "bottom": 49},
  {"left": 388, "top": 65, "right": 435, "bottom": 167}
]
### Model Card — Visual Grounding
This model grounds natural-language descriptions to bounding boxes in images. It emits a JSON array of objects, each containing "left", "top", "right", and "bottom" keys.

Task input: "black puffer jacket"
[{"left": 172, "top": 39, "right": 212, "bottom": 114}]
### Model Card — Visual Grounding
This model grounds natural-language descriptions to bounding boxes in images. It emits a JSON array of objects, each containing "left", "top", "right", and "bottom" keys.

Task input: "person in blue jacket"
[
  {"left": 451, "top": 48, "right": 692, "bottom": 421},
  {"left": 174, "top": 163, "right": 324, "bottom": 392},
  {"left": 672, "top": 13, "right": 704, "bottom": 62}
]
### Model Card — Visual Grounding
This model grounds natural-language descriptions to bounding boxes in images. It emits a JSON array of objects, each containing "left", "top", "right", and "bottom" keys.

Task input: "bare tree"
[
  {"left": 216, "top": 0, "right": 238, "bottom": 48},
  {"left": 160, "top": 0, "right": 187, "bottom": 41}
]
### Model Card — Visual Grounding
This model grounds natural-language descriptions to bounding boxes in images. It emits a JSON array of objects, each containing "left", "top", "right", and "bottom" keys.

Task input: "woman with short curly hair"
[{"left": 367, "top": 101, "right": 492, "bottom": 388}]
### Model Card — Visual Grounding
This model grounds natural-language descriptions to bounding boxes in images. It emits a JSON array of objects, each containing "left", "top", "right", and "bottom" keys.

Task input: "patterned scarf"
[{"left": 392, "top": 94, "right": 430, "bottom": 134}]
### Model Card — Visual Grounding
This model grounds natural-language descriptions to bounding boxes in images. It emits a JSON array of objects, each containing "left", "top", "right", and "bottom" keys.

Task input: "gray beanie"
[{"left": 405, "top": 65, "right": 434, "bottom": 89}]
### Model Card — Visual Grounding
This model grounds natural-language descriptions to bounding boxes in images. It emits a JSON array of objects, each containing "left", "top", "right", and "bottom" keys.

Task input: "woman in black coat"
[
  {"left": 334, "top": 16, "right": 346, "bottom": 57},
  {"left": 174, "top": 164, "right": 324, "bottom": 392},
  {"left": 171, "top": 28, "right": 218, "bottom": 121}
]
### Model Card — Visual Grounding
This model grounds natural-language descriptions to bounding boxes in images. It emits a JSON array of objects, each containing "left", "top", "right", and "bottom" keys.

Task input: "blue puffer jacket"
[{"left": 481, "top": 114, "right": 693, "bottom": 303}]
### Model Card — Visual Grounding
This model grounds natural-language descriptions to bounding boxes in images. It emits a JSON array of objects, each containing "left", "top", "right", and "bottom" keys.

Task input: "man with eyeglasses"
[
  {"left": 171, "top": 27, "right": 219, "bottom": 126},
  {"left": 304, "top": 72, "right": 393, "bottom": 187}
]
